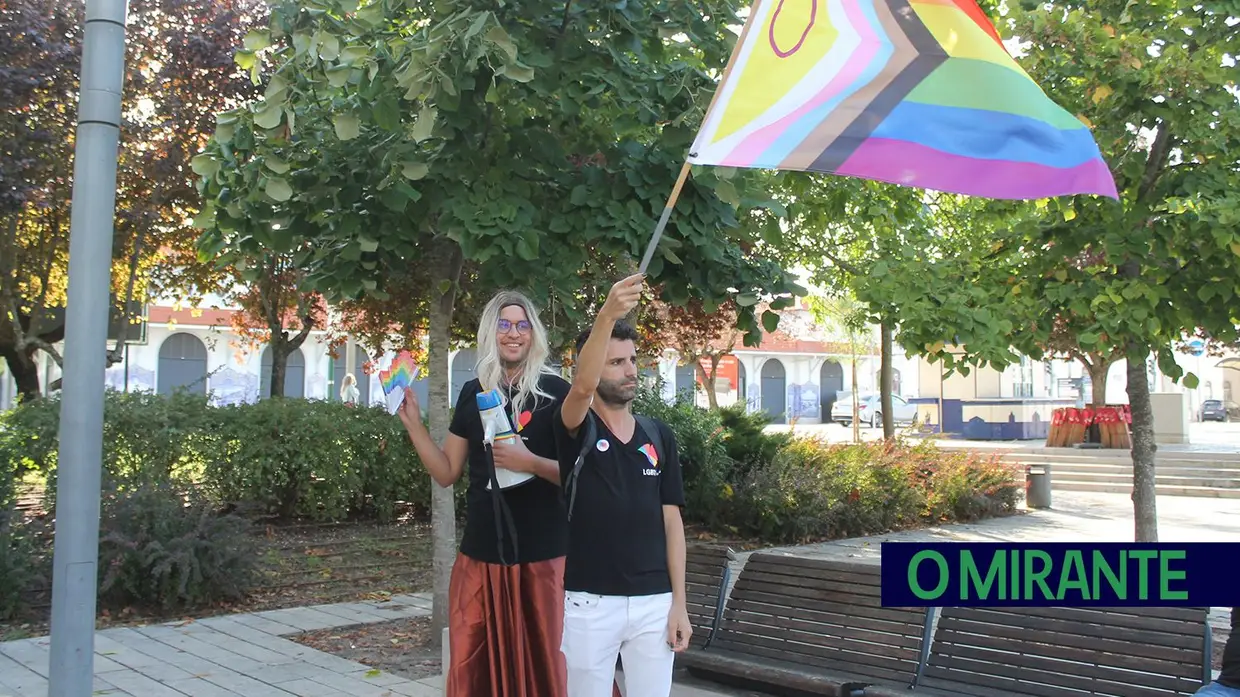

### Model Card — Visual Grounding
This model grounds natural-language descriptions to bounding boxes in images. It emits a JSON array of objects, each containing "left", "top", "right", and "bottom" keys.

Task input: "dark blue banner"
[{"left": 880, "top": 542, "right": 1240, "bottom": 607}]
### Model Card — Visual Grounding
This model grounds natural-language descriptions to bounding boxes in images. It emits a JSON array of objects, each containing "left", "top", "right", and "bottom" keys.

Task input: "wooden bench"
[
  {"left": 680, "top": 553, "right": 932, "bottom": 696},
  {"left": 884, "top": 606, "right": 1210, "bottom": 697},
  {"left": 685, "top": 543, "right": 734, "bottom": 648}
]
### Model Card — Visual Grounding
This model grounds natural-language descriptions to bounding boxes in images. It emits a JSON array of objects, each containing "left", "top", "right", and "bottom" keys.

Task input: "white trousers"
[{"left": 561, "top": 591, "right": 675, "bottom": 697}]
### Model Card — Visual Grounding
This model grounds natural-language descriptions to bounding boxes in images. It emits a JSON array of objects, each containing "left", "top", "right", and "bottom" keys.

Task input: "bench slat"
[
  {"left": 935, "top": 613, "right": 1202, "bottom": 664},
  {"left": 713, "top": 635, "right": 919, "bottom": 687}
]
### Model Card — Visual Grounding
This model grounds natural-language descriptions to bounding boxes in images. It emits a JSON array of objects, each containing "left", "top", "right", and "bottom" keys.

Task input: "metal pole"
[{"left": 48, "top": 2, "right": 129, "bottom": 696}]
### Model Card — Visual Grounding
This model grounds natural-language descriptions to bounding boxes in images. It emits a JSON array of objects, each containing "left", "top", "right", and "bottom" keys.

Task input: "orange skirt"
[{"left": 446, "top": 553, "right": 568, "bottom": 697}]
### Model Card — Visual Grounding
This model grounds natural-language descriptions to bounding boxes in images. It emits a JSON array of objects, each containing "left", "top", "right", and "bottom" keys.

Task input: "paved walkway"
[
  {"left": 0, "top": 596, "right": 442, "bottom": 697},
  {"left": 2, "top": 490, "right": 1232, "bottom": 697}
]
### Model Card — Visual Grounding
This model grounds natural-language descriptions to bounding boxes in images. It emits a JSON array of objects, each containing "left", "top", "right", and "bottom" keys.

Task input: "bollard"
[{"left": 1026, "top": 464, "right": 1052, "bottom": 509}]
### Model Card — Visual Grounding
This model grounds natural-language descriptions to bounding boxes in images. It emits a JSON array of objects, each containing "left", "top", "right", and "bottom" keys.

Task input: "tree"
[
  {"left": 648, "top": 296, "right": 740, "bottom": 409},
  {"left": 775, "top": 172, "right": 935, "bottom": 439},
  {"left": 195, "top": 0, "right": 801, "bottom": 637},
  {"left": 808, "top": 293, "right": 875, "bottom": 442},
  {"left": 0, "top": 0, "right": 262, "bottom": 400},
  {"left": 854, "top": 0, "right": 1240, "bottom": 542}
]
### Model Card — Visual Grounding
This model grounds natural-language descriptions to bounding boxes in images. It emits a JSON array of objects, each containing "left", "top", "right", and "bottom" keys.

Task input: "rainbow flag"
[
  {"left": 687, "top": 0, "right": 1119, "bottom": 200},
  {"left": 379, "top": 350, "right": 420, "bottom": 395}
]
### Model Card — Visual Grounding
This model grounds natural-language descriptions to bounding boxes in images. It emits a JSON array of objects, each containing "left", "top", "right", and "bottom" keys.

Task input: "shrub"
[
  {"left": 98, "top": 481, "right": 258, "bottom": 612},
  {"left": 717, "top": 404, "right": 793, "bottom": 481},
  {"left": 0, "top": 511, "right": 44, "bottom": 621},
  {"left": 729, "top": 438, "right": 1022, "bottom": 544},
  {"left": 0, "top": 392, "right": 428, "bottom": 524}
]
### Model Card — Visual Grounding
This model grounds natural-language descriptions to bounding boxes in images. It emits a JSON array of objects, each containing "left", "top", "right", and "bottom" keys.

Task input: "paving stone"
[
  {"left": 345, "top": 666, "right": 411, "bottom": 687},
  {"left": 416, "top": 674, "right": 444, "bottom": 690},
  {"left": 304, "top": 603, "right": 391, "bottom": 625},
  {"left": 309, "top": 671, "right": 406, "bottom": 697},
  {"left": 193, "top": 618, "right": 307, "bottom": 657},
  {"left": 274, "top": 678, "right": 356, "bottom": 697},
  {"left": 252, "top": 608, "right": 345, "bottom": 633},
  {"left": 176, "top": 623, "right": 295, "bottom": 666},
  {"left": 227, "top": 613, "right": 301, "bottom": 636},
  {"left": 385, "top": 680, "right": 442, "bottom": 697},
  {"left": 164, "top": 677, "right": 246, "bottom": 697},
  {"left": 199, "top": 667, "right": 298, "bottom": 697},
  {"left": 0, "top": 639, "right": 48, "bottom": 678},
  {"left": 103, "top": 670, "right": 193, "bottom": 697}
]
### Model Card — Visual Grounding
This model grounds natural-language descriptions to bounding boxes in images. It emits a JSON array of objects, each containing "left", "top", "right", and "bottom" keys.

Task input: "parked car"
[
  {"left": 832, "top": 393, "right": 918, "bottom": 428},
  {"left": 1200, "top": 399, "right": 1240, "bottom": 422}
]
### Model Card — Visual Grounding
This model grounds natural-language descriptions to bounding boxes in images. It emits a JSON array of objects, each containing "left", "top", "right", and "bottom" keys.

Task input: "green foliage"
[
  {"left": 203, "top": 398, "right": 423, "bottom": 522},
  {"left": 0, "top": 513, "right": 44, "bottom": 621},
  {"left": 731, "top": 439, "right": 1022, "bottom": 544},
  {"left": 0, "top": 391, "right": 428, "bottom": 524},
  {"left": 97, "top": 482, "right": 258, "bottom": 612},
  {"left": 715, "top": 404, "right": 792, "bottom": 482}
]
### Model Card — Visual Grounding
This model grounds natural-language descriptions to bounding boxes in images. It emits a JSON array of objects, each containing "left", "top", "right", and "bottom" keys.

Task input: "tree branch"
[{"left": 1137, "top": 122, "right": 1174, "bottom": 203}]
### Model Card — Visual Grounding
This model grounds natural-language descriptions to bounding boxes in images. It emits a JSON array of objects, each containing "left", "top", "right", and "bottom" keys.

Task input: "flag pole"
[{"left": 637, "top": 0, "right": 765, "bottom": 275}]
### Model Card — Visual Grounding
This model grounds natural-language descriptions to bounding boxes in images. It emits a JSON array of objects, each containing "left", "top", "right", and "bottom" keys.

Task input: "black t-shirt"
[
  {"left": 1220, "top": 607, "right": 1240, "bottom": 688},
  {"left": 449, "top": 374, "right": 570, "bottom": 565},
  {"left": 553, "top": 407, "right": 685, "bottom": 596}
]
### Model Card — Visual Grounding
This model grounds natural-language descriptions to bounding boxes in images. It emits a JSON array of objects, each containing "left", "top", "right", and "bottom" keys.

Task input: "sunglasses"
[{"left": 498, "top": 319, "right": 532, "bottom": 335}]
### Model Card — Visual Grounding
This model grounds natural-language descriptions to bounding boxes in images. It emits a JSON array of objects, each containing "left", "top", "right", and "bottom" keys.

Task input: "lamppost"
[{"left": 47, "top": 2, "right": 129, "bottom": 696}]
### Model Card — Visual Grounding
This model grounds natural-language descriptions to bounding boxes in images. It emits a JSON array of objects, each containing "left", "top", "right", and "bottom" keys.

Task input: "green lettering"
[
  {"left": 1092, "top": 550, "right": 1127, "bottom": 600},
  {"left": 909, "top": 551, "right": 950, "bottom": 600},
  {"left": 1057, "top": 550, "right": 1090, "bottom": 600},
  {"left": 1024, "top": 550, "right": 1055, "bottom": 599},
  {"left": 1010, "top": 547, "right": 1019, "bottom": 600},
  {"left": 1130, "top": 550, "right": 1158, "bottom": 599},
  {"left": 962, "top": 550, "right": 1005, "bottom": 600},
  {"left": 1159, "top": 550, "right": 1188, "bottom": 600}
]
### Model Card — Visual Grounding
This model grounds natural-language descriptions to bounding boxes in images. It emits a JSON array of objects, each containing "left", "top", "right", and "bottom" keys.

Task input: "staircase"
[{"left": 995, "top": 448, "right": 1240, "bottom": 498}]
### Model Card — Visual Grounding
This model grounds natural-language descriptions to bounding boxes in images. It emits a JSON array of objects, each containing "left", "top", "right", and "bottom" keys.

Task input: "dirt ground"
[{"left": 291, "top": 616, "right": 440, "bottom": 681}]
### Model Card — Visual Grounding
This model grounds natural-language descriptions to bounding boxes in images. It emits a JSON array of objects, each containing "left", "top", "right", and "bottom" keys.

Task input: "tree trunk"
[
  {"left": 1085, "top": 356, "right": 1111, "bottom": 408},
  {"left": 695, "top": 357, "right": 720, "bottom": 410},
  {"left": 851, "top": 357, "right": 860, "bottom": 443},
  {"left": 0, "top": 345, "right": 41, "bottom": 402},
  {"left": 1126, "top": 354, "right": 1159, "bottom": 542},
  {"left": 880, "top": 321, "right": 894, "bottom": 440},
  {"left": 428, "top": 241, "right": 464, "bottom": 643},
  {"left": 269, "top": 341, "right": 287, "bottom": 398}
]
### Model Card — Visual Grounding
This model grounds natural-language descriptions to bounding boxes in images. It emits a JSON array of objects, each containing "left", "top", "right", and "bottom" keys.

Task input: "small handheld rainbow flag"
[
  {"left": 686, "top": 0, "right": 1119, "bottom": 200},
  {"left": 379, "top": 350, "right": 420, "bottom": 395}
]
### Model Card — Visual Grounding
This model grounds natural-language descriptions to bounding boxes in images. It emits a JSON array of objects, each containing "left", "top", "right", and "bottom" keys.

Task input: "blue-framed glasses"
[{"left": 498, "top": 319, "right": 532, "bottom": 335}]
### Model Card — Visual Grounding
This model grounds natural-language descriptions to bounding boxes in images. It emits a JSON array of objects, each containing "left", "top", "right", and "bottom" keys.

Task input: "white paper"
[{"left": 385, "top": 387, "right": 406, "bottom": 415}]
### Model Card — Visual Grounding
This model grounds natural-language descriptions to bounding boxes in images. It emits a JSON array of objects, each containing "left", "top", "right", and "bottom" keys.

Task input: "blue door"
[{"left": 761, "top": 359, "right": 786, "bottom": 424}]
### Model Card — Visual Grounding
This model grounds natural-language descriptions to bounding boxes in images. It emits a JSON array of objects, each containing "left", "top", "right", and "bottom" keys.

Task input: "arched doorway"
[
  {"left": 157, "top": 333, "right": 208, "bottom": 396},
  {"left": 761, "top": 359, "right": 786, "bottom": 424},
  {"left": 675, "top": 361, "right": 697, "bottom": 403},
  {"left": 333, "top": 348, "right": 372, "bottom": 405},
  {"left": 260, "top": 346, "right": 306, "bottom": 398},
  {"left": 450, "top": 347, "right": 478, "bottom": 399},
  {"left": 819, "top": 360, "right": 844, "bottom": 423}
]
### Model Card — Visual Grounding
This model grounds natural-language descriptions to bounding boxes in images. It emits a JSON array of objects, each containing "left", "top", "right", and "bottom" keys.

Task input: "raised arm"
[
  {"left": 398, "top": 387, "right": 468, "bottom": 487},
  {"left": 560, "top": 273, "right": 644, "bottom": 432}
]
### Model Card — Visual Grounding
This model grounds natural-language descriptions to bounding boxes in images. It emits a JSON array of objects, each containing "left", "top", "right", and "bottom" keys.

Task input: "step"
[
  {"left": 999, "top": 453, "right": 1240, "bottom": 470},
  {"left": 1050, "top": 481, "right": 1240, "bottom": 498},
  {"left": 1049, "top": 472, "right": 1240, "bottom": 488},
  {"left": 1024, "top": 464, "right": 1240, "bottom": 479}
]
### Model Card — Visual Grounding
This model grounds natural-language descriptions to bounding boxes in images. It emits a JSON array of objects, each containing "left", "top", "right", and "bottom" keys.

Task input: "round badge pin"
[{"left": 596, "top": 439, "right": 610, "bottom": 452}]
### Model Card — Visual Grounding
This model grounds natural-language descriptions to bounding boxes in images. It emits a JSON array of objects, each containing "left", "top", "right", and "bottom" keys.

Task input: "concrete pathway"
[
  {"left": 0, "top": 596, "right": 442, "bottom": 697},
  {"left": 2, "top": 490, "right": 1230, "bottom": 697}
]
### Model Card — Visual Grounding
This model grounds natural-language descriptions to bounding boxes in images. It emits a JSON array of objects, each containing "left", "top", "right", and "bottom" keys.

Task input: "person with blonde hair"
[{"left": 397, "top": 290, "right": 570, "bottom": 697}]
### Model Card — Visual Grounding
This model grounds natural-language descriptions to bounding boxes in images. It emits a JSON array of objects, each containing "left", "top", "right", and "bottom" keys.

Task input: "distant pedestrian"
[{"left": 340, "top": 373, "right": 361, "bottom": 405}]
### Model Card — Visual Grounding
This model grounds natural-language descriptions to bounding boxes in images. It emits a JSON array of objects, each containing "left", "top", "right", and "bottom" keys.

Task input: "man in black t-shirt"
[
  {"left": 554, "top": 274, "right": 690, "bottom": 697},
  {"left": 398, "top": 290, "right": 570, "bottom": 697},
  {"left": 1195, "top": 608, "right": 1239, "bottom": 695}
]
